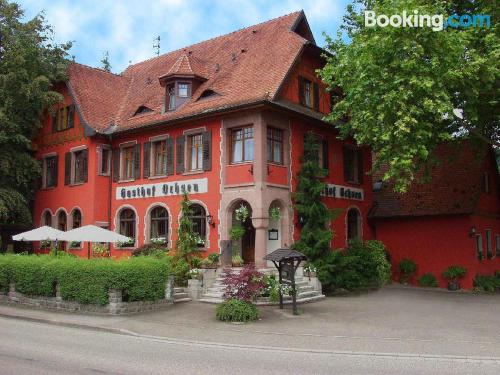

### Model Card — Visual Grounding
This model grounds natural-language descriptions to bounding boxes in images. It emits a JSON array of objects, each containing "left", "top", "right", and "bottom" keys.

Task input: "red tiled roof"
[
  {"left": 159, "top": 53, "right": 208, "bottom": 80},
  {"left": 67, "top": 11, "right": 310, "bottom": 133},
  {"left": 370, "top": 141, "right": 493, "bottom": 218}
]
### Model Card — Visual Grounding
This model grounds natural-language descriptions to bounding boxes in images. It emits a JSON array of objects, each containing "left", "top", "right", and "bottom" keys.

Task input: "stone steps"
[
  {"left": 199, "top": 268, "right": 323, "bottom": 305},
  {"left": 173, "top": 288, "right": 191, "bottom": 303}
]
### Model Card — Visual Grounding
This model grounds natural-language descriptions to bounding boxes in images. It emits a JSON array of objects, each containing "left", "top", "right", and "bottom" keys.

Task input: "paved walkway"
[{"left": 1, "top": 285, "right": 499, "bottom": 359}]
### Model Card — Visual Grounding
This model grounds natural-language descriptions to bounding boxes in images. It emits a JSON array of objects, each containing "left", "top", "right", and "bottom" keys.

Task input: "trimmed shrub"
[
  {"left": 316, "top": 240, "right": 392, "bottom": 293},
  {"left": 473, "top": 274, "right": 500, "bottom": 292},
  {"left": 398, "top": 258, "right": 417, "bottom": 283},
  {"left": 57, "top": 258, "right": 115, "bottom": 305},
  {"left": 216, "top": 299, "right": 259, "bottom": 322},
  {"left": 418, "top": 273, "right": 438, "bottom": 288},
  {"left": 0, "top": 254, "right": 172, "bottom": 305},
  {"left": 113, "top": 257, "right": 172, "bottom": 302},
  {"left": 0, "top": 255, "right": 14, "bottom": 293}
]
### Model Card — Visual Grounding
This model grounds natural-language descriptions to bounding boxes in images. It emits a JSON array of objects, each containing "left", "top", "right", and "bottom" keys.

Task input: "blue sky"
[{"left": 17, "top": 0, "right": 350, "bottom": 73}]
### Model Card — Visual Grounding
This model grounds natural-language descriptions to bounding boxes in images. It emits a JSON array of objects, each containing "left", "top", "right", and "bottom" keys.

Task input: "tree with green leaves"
[
  {"left": 175, "top": 192, "right": 199, "bottom": 262},
  {"left": 292, "top": 133, "right": 339, "bottom": 263},
  {"left": 0, "top": 1, "right": 71, "bottom": 230},
  {"left": 100, "top": 50, "right": 111, "bottom": 72},
  {"left": 319, "top": 0, "right": 499, "bottom": 191}
]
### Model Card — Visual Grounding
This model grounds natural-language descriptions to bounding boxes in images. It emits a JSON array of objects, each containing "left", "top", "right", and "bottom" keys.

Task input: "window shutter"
[
  {"left": 143, "top": 142, "right": 151, "bottom": 178},
  {"left": 37, "top": 160, "right": 43, "bottom": 189},
  {"left": 298, "top": 76, "right": 305, "bottom": 105},
  {"left": 64, "top": 152, "right": 71, "bottom": 185},
  {"left": 357, "top": 149, "right": 364, "bottom": 184},
  {"left": 53, "top": 155, "right": 59, "bottom": 187},
  {"left": 313, "top": 82, "right": 320, "bottom": 111},
  {"left": 82, "top": 149, "right": 88, "bottom": 182},
  {"left": 112, "top": 149, "right": 120, "bottom": 182},
  {"left": 52, "top": 112, "right": 57, "bottom": 133},
  {"left": 133, "top": 144, "right": 141, "bottom": 180},
  {"left": 68, "top": 105, "right": 75, "bottom": 128},
  {"left": 322, "top": 139, "right": 329, "bottom": 173},
  {"left": 166, "top": 137, "right": 174, "bottom": 175},
  {"left": 176, "top": 135, "right": 185, "bottom": 174},
  {"left": 202, "top": 131, "right": 212, "bottom": 171},
  {"left": 343, "top": 146, "right": 350, "bottom": 182}
]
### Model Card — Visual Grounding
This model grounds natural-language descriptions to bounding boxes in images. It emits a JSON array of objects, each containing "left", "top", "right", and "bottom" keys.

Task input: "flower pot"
[{"left": 447, "top": 281, "right": 460, "bottom": 291}]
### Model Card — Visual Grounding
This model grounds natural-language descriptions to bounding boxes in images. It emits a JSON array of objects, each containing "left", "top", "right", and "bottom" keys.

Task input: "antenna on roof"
[{"left": 153, "top": 35, "right": 161, "bottom": 57}]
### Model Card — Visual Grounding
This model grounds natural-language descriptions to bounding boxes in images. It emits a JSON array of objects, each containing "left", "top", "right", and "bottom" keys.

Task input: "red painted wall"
[
  {"left": 108, "top": 119, "right": 222, "bottom": 258},
  {"left": 290, "top": 119, "right": 374, "bottom": 248},
  {"left": 279, "top": 52, "right": 331, "bottom": 114},
  {"left": 266, "top": 164, "right": 288, "bottom": 186},
  {"left": 374, "top": 148, "right": 500, "bottom": 290},
  {"left": 225, "top": 163, "right": 254, "bottom": 185},
  {"left": 375, "top": 214, "right": 500, "bottom": 289},
  {"left": 33, "top": 86, "right": 98, "bottom": 256}
]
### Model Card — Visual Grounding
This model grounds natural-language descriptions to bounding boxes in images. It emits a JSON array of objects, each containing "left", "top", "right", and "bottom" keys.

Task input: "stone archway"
[{"left": 229, "top": 200, "right": 255, "bottom": 264}]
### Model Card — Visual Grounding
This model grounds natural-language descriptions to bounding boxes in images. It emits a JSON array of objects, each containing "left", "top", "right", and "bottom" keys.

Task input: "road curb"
[{"left": 0, "top": 312, "right": 124, "bottom": 336}]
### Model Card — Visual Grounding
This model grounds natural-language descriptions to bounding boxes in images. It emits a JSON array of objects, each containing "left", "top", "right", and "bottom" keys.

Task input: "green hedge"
[
  {"left": 315, "top": 240, "right": 392, "bottom": 293},
  {"left": 0, "top": 255, "right": 172, "bottom": 305}
]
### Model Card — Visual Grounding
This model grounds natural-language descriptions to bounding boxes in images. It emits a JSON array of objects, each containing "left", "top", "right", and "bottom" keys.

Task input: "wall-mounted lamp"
[
  {"left": 469, "top": 226, "right": 477, "bottom": 237},
  {"left": 206, "top": 214, "right": 215, "bottom": 227}
]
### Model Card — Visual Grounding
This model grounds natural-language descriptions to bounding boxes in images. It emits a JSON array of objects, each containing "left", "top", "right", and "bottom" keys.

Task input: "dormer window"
[
  {"left": 178, "top": 83, "right": 190, "bottom": 98},
  {"left": 134, "top": 106, "right": 153, "bottom": 116},
  {"left": 299, "top": 76, "right": 319, "bottom": 111},
  {"left": 159, "top": 53, "right": 207, "bottom": 112},
  {"left": 167, "top": 84, "right": 175, "bottom": 110}
]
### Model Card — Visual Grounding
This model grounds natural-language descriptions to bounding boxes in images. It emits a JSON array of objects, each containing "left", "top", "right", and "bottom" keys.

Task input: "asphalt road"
[{"left": 1, "top": 317, "right": 499, "bottom": 375}]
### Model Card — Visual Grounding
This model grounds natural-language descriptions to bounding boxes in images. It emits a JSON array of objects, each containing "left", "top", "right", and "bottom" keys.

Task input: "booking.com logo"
[{"left": 365, "top": 10, "right": 491, "bottom": 31}]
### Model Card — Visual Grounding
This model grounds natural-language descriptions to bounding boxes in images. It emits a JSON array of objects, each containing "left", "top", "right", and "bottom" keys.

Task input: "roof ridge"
[
  {"left": 70, "top": 61, "right": 123, "bottom": 77},
  {"left": 122, "top": 10, "right": 302, "bottom": 73}
]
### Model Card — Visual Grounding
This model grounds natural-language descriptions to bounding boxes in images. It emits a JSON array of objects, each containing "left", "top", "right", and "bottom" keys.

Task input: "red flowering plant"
[{"left": 222, "top": 263, "right": 265, "bottom": 302}]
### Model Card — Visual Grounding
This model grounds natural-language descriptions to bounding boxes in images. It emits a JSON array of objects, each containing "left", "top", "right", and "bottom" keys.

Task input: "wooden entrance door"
[{"left": 241, "top": 217, "right": 255, "bottom": 264}]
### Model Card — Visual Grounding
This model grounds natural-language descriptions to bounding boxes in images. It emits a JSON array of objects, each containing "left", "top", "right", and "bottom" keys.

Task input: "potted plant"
[
  {"left": 189, "top": 268, "right": 202, "bottom": 280},
  {"left": 303, "top": 263, "right": 317, "bottom": 279},
  {"left": 269, "top": 206, "right": 281, "bottom": 221},
  {"left": 442, "top": 266, "right": 467, "bottom": 291},
  {"left": 398, "top": 258, "right": 417, "bottom": 284},
  {"left": 231, "top": 255, "right": 244, "bottom": 267}
]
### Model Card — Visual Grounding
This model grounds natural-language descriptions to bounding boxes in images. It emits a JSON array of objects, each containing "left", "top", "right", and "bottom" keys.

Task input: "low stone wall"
[{"left": 0, "top": 276, "right": 175, "bottom": 315}]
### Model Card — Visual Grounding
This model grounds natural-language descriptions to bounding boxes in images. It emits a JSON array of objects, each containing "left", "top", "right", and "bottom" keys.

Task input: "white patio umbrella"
[
  {"left": 12, "top": 226, "right": 65, "bottom": 242},
  {"left": 60, "top": 225, "right": 131, "bottom": 258}
]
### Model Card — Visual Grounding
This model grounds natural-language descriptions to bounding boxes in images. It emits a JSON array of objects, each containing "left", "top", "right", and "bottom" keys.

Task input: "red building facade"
[
  {"left": 370, "top": 142, "right": 500, "bottom": 289},
  {"left": 33, "top": 12, "right": 374, "bottom": 266}
]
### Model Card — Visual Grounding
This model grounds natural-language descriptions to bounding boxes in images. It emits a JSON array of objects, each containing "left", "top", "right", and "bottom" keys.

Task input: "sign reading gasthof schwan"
[
  {"left": 321, "top": 184, "right": 364, "bottom": 201},
  {"left": 116, "top": 178, "right": 208, "bottom": 200}
]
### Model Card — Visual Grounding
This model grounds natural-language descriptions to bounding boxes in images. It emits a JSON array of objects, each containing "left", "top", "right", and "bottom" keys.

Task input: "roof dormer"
[{"left": 159, "top": 52, "right": 208, "bottom": 111}]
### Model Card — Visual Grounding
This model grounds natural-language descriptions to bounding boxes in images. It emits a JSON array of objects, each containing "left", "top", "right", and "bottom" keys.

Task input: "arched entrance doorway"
[
  {"left": 230, "top": 201, "right": 255, "bottom": 264},
  {"left": 267, "top": 200, "right": 284, "bottom": 255}
]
